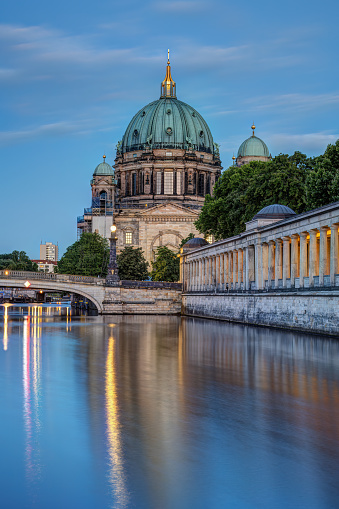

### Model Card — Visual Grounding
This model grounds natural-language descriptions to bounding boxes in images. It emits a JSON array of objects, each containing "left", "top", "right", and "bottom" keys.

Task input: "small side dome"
[
  {"left": 182, "top": 237, "right": 209, "bottom": 251},
  {"left": 94, "top": 155, "right": 114, "bottom": 176},
  {"left": 237, "top": 136, "right": 270, "bottom": 158},
  {"left": 253, "top": 204, "right": 296, "bottom": 220},
  {"left": 237, "top": 124, "right": 270, "bottom": 162}
]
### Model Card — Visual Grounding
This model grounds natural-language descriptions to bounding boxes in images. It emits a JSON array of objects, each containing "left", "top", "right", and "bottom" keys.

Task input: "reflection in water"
[
  {"left": 23, "top": 307, "right": 43, "bottom": 486},
  {"left": 1, "top": 308, "right": 339, "bottom": 508},
  {"left": 3, "top": 303, "right": 11, "bottom": 350},
  {"left": 105, "top": 329, "right": 128, "bottom": 507}
]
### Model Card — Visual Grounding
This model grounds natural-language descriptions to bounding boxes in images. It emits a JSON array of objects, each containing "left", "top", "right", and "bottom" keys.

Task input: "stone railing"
[
  {"left": 120, "top": 280, "right": 182, "bottom": 290},
  {"left": 0, "top": 270, "right": 106, "bottom": 285},
  {"left": 0, "top": 271, "right": 182, "bottom": 290}
]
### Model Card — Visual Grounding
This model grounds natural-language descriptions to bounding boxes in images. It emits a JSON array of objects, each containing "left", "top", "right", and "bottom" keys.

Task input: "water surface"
[{"left": 1, "top": 304, "right": 339, "bottom": 509}]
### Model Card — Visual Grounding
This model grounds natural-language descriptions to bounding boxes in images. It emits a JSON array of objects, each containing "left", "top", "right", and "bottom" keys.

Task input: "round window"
[
  {"left": 166, "top": 109, "right": 171, "bottom": 115},
  {"left": 199, "top": 130, "right": 204, "bottom": 137},
  {"left": 166, "top": 127, "right": 173, "bottom": 135}
]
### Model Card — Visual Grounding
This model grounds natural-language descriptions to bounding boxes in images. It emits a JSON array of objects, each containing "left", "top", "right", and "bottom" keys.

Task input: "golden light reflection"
[
  {"left": 23, "top": 315, "right": 33, "bottom": 475},
  {"left": 3, "top": 303, "right": 11, "bottom": 351},
  {"left": 105, "top": 334, "right": 128, "bottom": 507},
  {"left": 66, "top": 306, "right": 72, "bottom": 332},
  {"left": 23, "top": 307, "right": 42, "bottom": 483}
]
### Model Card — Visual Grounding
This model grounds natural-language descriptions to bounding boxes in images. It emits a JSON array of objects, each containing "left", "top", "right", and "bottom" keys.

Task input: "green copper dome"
[
  {"left": 94, "top": 158, "right": 114, "bottom": 176},
  {"left": 237, "top": 135, "right": 269, "bottom": 158},
  {"left": 237, "top": 125, "right": 269, "bottom": 158},
  {"left": 120, "top": 57, "right": 215, "bottom": 155},
  {"left": 121, "top": 98, "right": 214, "bottom": 154}
]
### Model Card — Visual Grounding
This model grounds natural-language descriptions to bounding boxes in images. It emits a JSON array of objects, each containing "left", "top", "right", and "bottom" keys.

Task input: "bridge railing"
[{"left": 0, "top": 270, "right": 106, "bottom": 286}]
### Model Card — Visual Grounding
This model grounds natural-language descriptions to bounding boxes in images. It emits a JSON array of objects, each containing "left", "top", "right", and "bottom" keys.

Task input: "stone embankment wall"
[
  {"left": 182, "top": 291, "right": 339, "bottom": 335},
  {"left": 103, "top": 281, "right": 182, "bottom": 314}
]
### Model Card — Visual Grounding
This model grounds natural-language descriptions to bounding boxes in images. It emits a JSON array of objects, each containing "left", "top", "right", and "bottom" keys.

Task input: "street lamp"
[{"left": 106, "top": 223, "right": 120, "bottom": 286}]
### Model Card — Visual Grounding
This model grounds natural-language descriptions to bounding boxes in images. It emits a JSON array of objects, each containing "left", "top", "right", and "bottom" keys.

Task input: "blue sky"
[{"left": 1, "top": 0, "right": 339, "bottom": 258}]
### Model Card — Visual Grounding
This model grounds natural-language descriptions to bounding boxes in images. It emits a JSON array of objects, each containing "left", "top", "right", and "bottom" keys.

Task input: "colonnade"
[{"left": 182, "top": 223, "right": 339, "bottom": 292}]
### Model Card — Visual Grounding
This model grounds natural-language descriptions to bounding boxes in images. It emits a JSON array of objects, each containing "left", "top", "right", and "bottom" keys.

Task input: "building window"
[
  {"left": 125, "top": 232, "right": 133, "bottom": 244},
  {"left": 166, "top": 152, "right": 172, "bottom": 157},
  {"left": 156, "top": 172, "right": 162, "bottom": 194},
  {"left": 176, "top": 173, "right": 181, "bottom": 195},
  {"left": 198, "top": 174, "right": 204, "bottom": 196},
  {"left": 206, "top": 175, "right": 211, "bottom": 195},
  {"left": 206, "top": 235, "right": 213, "bottom": 244},
  {"left": 164, "top": 171, "right": 174, "bottom": 194}
]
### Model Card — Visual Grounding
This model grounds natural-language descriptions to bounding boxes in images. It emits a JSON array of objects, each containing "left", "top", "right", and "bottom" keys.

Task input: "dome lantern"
[{"left": 161, "top": 49, "right": 176, "bottom": 99}]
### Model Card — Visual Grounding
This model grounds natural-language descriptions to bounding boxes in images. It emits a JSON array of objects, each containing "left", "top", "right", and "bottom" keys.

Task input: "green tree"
[
  {"left": 150, "top": 246, "right": 180, "bottom": 282},
  {"left": 116, "top": 246, "right": 149, "bottom": 280},
  {"left": 0, "top": 251, "right": 38, "bottom": 271},
  {"left": 57, "top": 232, "right": 109, "bottom": 276},
  {"left": 195, "top": 152, "right": 312, "bottom": 240},
  {"left": 307, "top": 140, "right": 339, "bottom": 209}
]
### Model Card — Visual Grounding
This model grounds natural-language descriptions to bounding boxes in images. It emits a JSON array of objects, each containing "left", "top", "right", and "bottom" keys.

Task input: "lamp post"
[{"left": 106, "top": 223, "right": 120, "bottom": 286}]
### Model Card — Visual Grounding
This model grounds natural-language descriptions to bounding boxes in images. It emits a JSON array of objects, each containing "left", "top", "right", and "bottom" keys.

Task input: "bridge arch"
[{"left": 0, "top": 276, "right": 105, "bottom": 313}]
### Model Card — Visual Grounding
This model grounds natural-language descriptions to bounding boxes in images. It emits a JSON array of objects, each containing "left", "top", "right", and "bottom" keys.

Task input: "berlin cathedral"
[{"left": 77, "top": 54, "right": 271, "bottom": 264}]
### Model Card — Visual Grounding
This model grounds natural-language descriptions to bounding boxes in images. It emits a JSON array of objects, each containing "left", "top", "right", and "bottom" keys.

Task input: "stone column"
[
  {"left": 186, "top": 261, "right": 190, "bottom": 291},
  {"left": 198, "top": 259, "right": 202, "bottom": 291},
  {"left": 262, "top": 243, "right": 268, "bottom": 288},
  {"left": 255, "top": 242, "right": 263, "bottom": 290},
  {"left": 246, "top": 245, "right": 255, "bottom": 290},
  {"left": 195, "top": 260, "right": 198, "bottom": 291},
  {"left": 219, "top": 253, "right": 224, "bottom": 291},
  {"left": 233, "top": 250, "right": 238, "bottom": 288},
  {"left": 238, "top": 249, "right": 243, "bottom": 286},
  {"left": 282, "top": 237, "right": 291, "bottom": 288},
  {"left": 290, "top": 234, "right": 299, "bottom": 287},
  {"left": 299, "top": 232, "right": 308, "bottom": 288},
  {"left": 209, "top": 257, "right": 213, "bottom": 290},
  {"left": 224, "top": 252, "right": 229, "bottom": 287},
  {"left": 319, "top": 226, "right": 329, "bottom": 286},
  {"left": 191, "top": 261, "right": 194, "bottom": 291},
  {"left": 242, "top": 249, "right": 246, "bottom": 287},
  {"left": 275, "top": 239, "right": 283, "bottom": 288},
  {"left": 309, "top": 230, "right": 318, "bottom": 287},
  {"left": 229, "top": 251, "right": 233, "bottom": 287},
  {"left": 216, "top": 255, "right": 220, "bottom": 290},
  {"left": 205, "top": 258, "right": 209, "bottom": 289},
  {"left": 268, "top": 241, "right": 275, "bottom": 288},
  {"left": 330, "top": 224, "right": 339, "bottom": 286}
]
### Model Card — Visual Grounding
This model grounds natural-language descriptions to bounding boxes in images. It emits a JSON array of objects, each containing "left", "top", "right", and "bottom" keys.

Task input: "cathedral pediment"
[{"left": 139, "top": 203, "right": 200, "bottom": 217}]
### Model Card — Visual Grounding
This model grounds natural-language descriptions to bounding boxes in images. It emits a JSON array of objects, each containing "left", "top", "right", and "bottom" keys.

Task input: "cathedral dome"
[
  {"left": 120, "top": 55, "right": 215, "bottom": 155},
  {"left": 237, "top": 124, "right": 269, "bottom": 158},
  {"left": 94, "top": 156, "right": 114, "bottom": 176}
]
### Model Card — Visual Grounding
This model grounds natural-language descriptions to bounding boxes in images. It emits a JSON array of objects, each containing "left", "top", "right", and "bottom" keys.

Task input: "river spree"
[{"left": 1, "top": 304, "right": 339, "bottom": 509}]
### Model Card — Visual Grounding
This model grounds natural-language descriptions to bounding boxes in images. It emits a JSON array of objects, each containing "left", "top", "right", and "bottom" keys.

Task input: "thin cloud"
[
  {"left": 270, "top": 132, "right": 339, "bottom": 153},
  {"left": 246, "top": 92, "right": 339, "bottom": 113},
  {"left": 0, "top": 120, "right": 94, "bottom": 145},
  {"left": 152, "top": 1, "right": 209, "bottom": 12}
]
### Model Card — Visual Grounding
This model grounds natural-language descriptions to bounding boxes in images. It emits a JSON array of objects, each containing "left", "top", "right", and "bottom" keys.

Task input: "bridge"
[{"left": 0, "top": 270, "right": 182, "bottom": 314}]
